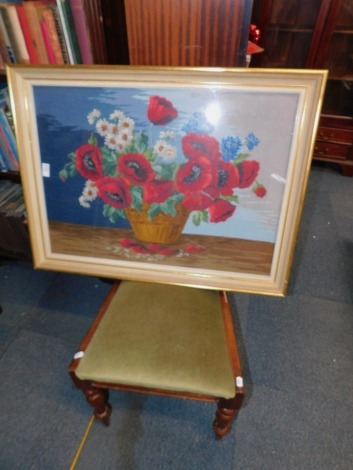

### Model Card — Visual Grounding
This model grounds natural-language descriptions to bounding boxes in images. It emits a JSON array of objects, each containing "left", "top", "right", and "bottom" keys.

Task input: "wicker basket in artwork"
[{"left": 126, "top": 203, "right": 189, "bottom": 244}]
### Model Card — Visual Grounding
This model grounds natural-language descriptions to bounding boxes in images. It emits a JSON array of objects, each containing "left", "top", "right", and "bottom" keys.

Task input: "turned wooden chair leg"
[
  {"left": 213, "top": 393, "right": 244, "bottom": 438},
  {"left": 70, "top": 372, "right": 112, "bottom": 426},
  {"left": 84, "top": 386, "right": 112, "bottom": 425}
]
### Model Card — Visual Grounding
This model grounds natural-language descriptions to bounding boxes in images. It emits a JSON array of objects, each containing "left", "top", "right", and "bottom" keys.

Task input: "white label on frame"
[{"left": 42, "top": 163, "right": 50, "bottom": 177}]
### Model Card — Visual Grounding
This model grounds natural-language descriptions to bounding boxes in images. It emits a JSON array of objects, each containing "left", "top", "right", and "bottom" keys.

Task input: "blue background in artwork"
[
  {"left": 33, "top": 84, "right": 296, "bottom": 242},
  {"left": 33, "top": 84, "right": 199, "bottom": 229},
  {"left": 33, "top": 85, "right": 151, "bottom": 229}
]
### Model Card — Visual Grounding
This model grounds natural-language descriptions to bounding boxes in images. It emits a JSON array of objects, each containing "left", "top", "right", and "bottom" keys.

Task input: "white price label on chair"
[
  {"left": 74, "top": 351, "right": 84, "bottom": 360},
  {"left": 236, "top": 376, "right": 244, "bottom": 388}
]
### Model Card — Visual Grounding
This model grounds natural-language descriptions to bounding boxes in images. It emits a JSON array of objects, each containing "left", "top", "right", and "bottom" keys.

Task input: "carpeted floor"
[{"left": 1, "top": 163, "right": 352, "bottom": 469}]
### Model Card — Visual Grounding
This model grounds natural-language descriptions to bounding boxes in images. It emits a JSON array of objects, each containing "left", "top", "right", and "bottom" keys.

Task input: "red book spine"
[
  {"left": 40, "top": 19, "right": 56, "bottom": 63},
  {"left": 15, "top": 5, "right": 39, "bottom": 64},
  {"left": 42, "top": 8, "right": 64, "bottom": 64},
  {"left": 69, "top": 0, "right": 93, "bottom": 64},
  {"left": 23, "top": 2, "right": 49, "bottom": 64}
]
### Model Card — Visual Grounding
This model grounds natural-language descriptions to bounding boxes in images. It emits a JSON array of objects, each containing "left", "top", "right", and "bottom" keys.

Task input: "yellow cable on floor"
[{"left": 68, "top": 415, "right": 95, "bottom": 470}]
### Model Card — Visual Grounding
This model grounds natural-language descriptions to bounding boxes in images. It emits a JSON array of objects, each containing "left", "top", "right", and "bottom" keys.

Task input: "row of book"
[
  {"left": 0, "top": 0, "right": 107, "bottom": 69},
  {"left": 0, "top": 178, "right": 31, "bottom": 258},
  {"left": 0, "top": 84, "right": 19, "bottom": 171}
]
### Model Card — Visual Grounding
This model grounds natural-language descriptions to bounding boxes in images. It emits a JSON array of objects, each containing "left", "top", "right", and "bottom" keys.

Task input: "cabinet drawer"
[
  {"left": 313, "top": 142, "right": 351, "bottom": 160},
  {"left": 317, "top": 127, "right": 353, "bottom": 144}
]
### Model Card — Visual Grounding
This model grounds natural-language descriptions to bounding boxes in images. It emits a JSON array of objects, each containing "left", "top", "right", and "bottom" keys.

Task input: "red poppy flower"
[
  {"left": 143, "top": 179, "right": 175, "bottom": 204},
  {"left": 182, "top": 191, "right": 213, "bottom": 211},
  {"left": 157, "top": 247, "right": 176, "bottom": 255},
  {"left": 120, "top": 238, "right": 139, "bottom": 248},
  {"left": 185, "top": 244, "right": 205, "bottom": 253},
  {"left": 147, "top": 96, "right": 178, "bottom": 125},
  {"left": 213, "top": 160, "right": 240, "bottom": 196},
  {"left": 96, "top": 177, "right": 131, "bottom": 209},
  {"left": 208, "top": 199, "right": 236, "bottom": 223},
  {"left": 75, "top": 144, "right": 103, "bottom": 181},
  {"left": 254, "top": 185, "right": 267, "bottom": 198},
  {"left": 237, "top": 160, "right": 260, "bottom": 188},
  {"left": 131, "top": 244, "right": 154, "bottom": 254},
  {"left": 117, "top": 153, "right": 155, "bottom": 185},
  {"left": 147, "top": 244, "right": 176, "bottom": 256},
  {"left": 182, "top": 133, "right": 221, "bottom": 161},
  {"left": 176, "top": 156, "right": 215, "bottom": 194}
]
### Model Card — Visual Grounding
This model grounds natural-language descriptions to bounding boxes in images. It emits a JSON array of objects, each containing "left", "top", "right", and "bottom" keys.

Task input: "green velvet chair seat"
[{"left": 76, "top": 281, "right": 236, "bottom": 398}]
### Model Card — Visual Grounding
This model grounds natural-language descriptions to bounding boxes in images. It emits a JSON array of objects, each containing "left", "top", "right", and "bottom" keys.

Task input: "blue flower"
[
  {"left": 182, "top": 112, "right": 214, "bottom": 134},
  {"left": 246, "top": 132, "right": 260, "bottom": 150},
  {"left": 221, "top": 136, "right": 242, "bottom": 161}
]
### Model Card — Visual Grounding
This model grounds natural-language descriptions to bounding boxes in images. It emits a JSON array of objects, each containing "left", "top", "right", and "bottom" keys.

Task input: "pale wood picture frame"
[{"left": 7, "top": 65, "right": 327, "bottom": 295}]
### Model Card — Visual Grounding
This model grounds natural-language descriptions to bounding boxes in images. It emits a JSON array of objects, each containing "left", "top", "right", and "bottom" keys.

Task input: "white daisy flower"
[
  {"left": 87, "top": 109, "right": 101, "bottom": 125},
  {"left": 115, "top": 140, "right": 128, "bottom": 153},
  {"left": 118, "top": 117, "right": 135, "bottom": 133},
  {"left": 79, "top": 195, "right": 90, "bottom": 208},
  {"left": 110, "top": 110, "right": 125, "bottom": 121},
  {"left": 153, "top": 140, "right": 167, "bottom": 156},
  {"left": 154, "top": 140, "right": 176, "bottom": 161},
  {"left": 118, "top": 129, "right": 133, "bottom": 145},
  {"left": 108, "top": 122, "right": 119, "bottom": 135},
  {"left": 83, "top": 180, "right": 98, "bottom": 201},
  {"left": 105, "top": 133, "right": 119, "bottom": 150},
  {"left": 96, "top": 118, "right": 110, "bottom": 136},
  {"left": 163, "top": 144, "right": 177, "bottom": 161},
  {"left": 159, "top": 130, "right": 175, "bottom": 140}
]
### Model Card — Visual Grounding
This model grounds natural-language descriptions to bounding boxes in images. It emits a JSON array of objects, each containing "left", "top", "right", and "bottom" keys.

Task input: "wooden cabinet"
[
  {"left": 251, "top": 0, "right": 353, "bottom": 175},
  {"left": 314, "top": 115, "right": 353, "bottom": 176},
  {"left": 123, "top": 0, "right": 253, "bottom": 67}
]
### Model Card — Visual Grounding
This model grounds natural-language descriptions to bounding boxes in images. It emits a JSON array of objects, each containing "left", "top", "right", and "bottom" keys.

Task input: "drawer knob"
[
  {"left": 319, "top": 132, "right": 334, "bottom": 140},
  {"left": 315, "top": 147, "right": 329, "bottom": 155}
]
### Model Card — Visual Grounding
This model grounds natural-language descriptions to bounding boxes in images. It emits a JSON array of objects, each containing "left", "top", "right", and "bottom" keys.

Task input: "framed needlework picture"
[{"left": 7, "top": 65, "right": 327, "bottom": 294}]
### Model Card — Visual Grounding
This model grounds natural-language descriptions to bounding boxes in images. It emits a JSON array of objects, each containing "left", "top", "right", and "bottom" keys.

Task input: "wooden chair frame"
[{"left": 68, "top": 282, "right": 244, "bottom": 438}]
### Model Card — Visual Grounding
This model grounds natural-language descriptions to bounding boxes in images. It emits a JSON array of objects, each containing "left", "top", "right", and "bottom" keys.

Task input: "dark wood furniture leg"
[
  {"left": 342, "top": 165, "right": 353, "bottom": 177},
  {"left": 70, "top": 373, "right": 112, "bottom": 426},
  {"left": 213, "top": 393, "right": 244, "bottom": 438}
]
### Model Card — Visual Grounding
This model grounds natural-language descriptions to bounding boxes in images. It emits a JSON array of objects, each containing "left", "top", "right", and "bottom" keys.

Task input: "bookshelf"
[
  {"left": 0, "top": 177, "right": 31, "bottom": 259},
  {"left": 0, "top": 66, "right": 27, "bottom": 258},
  {"left": 0, "top": 0, "right": 103, "bottom": 259}
]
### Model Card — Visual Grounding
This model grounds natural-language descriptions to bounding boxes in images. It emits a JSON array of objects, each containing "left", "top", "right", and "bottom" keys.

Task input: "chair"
[{"left": 68, "top": 280, "right": 244, "bottom": 438}]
